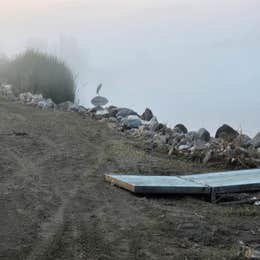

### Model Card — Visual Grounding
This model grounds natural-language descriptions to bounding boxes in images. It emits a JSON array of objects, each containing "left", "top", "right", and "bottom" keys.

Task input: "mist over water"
[{"left": 0, "top": 0, "right": 259, "bottom": 136}]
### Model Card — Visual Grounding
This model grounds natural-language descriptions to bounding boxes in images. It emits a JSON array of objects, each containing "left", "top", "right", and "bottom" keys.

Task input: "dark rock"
[
  {"left": 116, "top": 108, "right": 139, "bottom": 119},
  {"left": 174, "top": 124, "right": 188, "bottom": 134},
  {"left": 215, "top": 124, "right": 239, "bottom": 141},
  {"left": 197, "top": 128, "right": 211, "bottom": 142},
  {"left": 158, "top": 123, "right": 167, "bottom": 134},
  {"left": 252, "top": 132, "right": 260, "bottom": 148},
  {"left": 141, "top": 108, "right": 154, "bottom": 121}
]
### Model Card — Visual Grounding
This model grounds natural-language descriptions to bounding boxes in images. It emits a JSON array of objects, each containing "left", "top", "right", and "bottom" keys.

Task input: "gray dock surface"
[{"left": 105, "top": 169, "right": 260, "bottom": 196}]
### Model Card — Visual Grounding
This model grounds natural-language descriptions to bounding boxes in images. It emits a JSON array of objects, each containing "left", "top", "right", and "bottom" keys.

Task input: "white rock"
[
  {"left": 96, "top": 109, "right": 109, "bottom": 116},
  {"left": 19, "top": 92, "right": 33, "bottom": 103},
  {"left": 121, "top": 115, "right": 143, "bottom": 129},
  {"left": 178, "top": 144, "right": 191, "bottom": 151}
]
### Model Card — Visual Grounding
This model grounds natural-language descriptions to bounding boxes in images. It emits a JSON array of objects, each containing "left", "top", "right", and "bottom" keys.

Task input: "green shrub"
[{"left": 3, "top": 50, "right": 76, "bottom": 104}]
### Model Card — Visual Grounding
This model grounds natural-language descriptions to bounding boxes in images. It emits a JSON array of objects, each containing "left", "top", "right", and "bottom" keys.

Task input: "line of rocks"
[
  {"left": 0, "top": 84, "right": 87, "bottom": 113},
  {"left": 1, "top": 84, "right": 260, "bottom": 168},
  {"left": 88, "top": 106, "right": 260, "bottom": 169}
]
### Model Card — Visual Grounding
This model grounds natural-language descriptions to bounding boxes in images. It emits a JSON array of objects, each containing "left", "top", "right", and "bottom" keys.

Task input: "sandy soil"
[{"left": 0, "top": 99, "right": 259, "bottom": 260}]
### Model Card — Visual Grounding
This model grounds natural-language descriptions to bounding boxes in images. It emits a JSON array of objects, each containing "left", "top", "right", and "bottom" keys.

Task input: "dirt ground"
[{"left": 0, "top": 99, "right": 259, "bottom": 260}]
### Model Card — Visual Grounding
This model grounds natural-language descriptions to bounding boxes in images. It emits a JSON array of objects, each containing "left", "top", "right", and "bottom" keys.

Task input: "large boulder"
[
  {"left": 121, "top": 115, "right": 143, "bottom": 129},
  {"left": 215, "top": 124, "right": 239, "bottom": 141},
  {"left": 174, "top": 124, "right": 188, "bottom": 134},
  {"left": 252, "top": 132, "right": 260, "bottom": 148},
  {"left": 197, "top": 128, "right": 211, "bottom": 142},
  {"left": 116, "top": 108, "right": 139, "bottom": 119},
  {"left": 141, "top": 108, "right": 154, "bottom": 121}
]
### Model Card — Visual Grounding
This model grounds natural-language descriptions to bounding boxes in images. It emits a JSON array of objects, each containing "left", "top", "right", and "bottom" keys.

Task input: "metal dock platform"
[{"left": 105, "top": 169, "right": 260, "bottom": 202}]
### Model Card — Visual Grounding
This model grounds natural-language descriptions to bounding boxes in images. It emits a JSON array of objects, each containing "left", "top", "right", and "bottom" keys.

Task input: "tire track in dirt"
[{"left": 26, "top": 189, "right": 77, "bottom": 260}]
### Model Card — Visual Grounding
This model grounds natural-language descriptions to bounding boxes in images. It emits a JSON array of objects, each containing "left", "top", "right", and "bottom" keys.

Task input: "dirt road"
[{"left": 0, "top": 99, "right": 259, "bottom": 260}]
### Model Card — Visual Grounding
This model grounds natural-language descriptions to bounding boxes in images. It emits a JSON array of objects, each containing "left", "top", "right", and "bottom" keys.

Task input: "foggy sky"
[{"left": 0, "top": 0, "right": 259, "bottom": 136}]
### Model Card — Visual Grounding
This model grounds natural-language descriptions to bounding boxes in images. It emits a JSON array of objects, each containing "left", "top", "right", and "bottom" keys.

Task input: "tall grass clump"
[{"left": 5, "top": 50, "right": 76, "bottom": 103}]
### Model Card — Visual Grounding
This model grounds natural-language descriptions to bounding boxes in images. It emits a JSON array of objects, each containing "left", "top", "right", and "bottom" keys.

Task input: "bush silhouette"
[{"left": 4, "top": 50, "right": 76, "bottom": 103}]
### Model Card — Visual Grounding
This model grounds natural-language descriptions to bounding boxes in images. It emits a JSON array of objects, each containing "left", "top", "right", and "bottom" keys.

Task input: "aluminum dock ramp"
[{"left": 105, "top": 169, "right": 260, "bottom": 202}]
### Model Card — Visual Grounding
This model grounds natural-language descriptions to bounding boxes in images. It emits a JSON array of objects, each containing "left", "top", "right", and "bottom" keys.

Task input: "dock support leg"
[{"left": 211, "top": 189, "right": 216, "bottom": 203}]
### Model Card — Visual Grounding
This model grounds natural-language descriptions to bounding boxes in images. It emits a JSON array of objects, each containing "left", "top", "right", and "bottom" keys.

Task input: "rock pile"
[
  {"left": 88, "top": 106, "right": 260, "bottom": 169},
  {"left": 1, "top": 84, "right": 259, "bottom": 168},
  {"left": 0, "top": 84, "right": 87, "bottom": 112}
]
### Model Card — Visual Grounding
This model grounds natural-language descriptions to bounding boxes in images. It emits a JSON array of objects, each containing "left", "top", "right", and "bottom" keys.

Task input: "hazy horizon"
[{"left": 0, "top": 0, "right": 259, "bottom": 136}]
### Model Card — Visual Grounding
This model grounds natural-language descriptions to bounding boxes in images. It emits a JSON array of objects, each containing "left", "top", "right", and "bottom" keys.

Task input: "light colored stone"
[
  {"left": 121, "top": 115, "right": 142, "bottom": 129},
  {"left": 19, "top": 92, "right": 33, "bottom": 103},
  {"left": 178, "top": 144, "right": 191, "bottom": 151}
]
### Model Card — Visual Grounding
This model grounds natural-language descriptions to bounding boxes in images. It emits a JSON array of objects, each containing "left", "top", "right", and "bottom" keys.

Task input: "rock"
[
  {"left": 148, "top": 117, "right": 159, "bottom": 132},
  {"left": 252, "top": 132, "right": 260, "bottom": 148},
  {"left": 157, "top": 123, "right": 167, "bottom": 134},
  {"left": 38, "top": 99, "right": 55, "bottom": 109},
  {"left": 197, "top": 128, "right": 210, "bottom": 142},
  {"left": 116, "top": 108, "right": 139, "bottom": 119},
  {"left": 30, "top": 94, "right": 43, "bottom": 105},
  {"left": 19, "top": 92, "right": 33, "bottom": 103},
  {"left": 121, "top": 115, "right": 142, "bottom": 129},
  {"left": 174, "top": 124, "right": 188, "bottom": 134},
  {"left": 96, "top": 109, "right": 109, "bottom": 116},
  {"left": 178, "top": 144, "right": 192, "bottom": 151},
  {"left": 233, "top": 134, "right": 252, "bottom": 148},
  {"left": 88, "top": 106, "right": 103, "bottom": 114},
  {"left": 78, "top": 106, "right": 88, "bottom": 113},
  {"left": 57, "top": 101, "right": 75, "bottom": 111},
  {"left": 215, "top": 124, "right": 239, "bottom": 141},
  {"left": 141, "top": 108, "right": 154, "bottom": 121}
]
